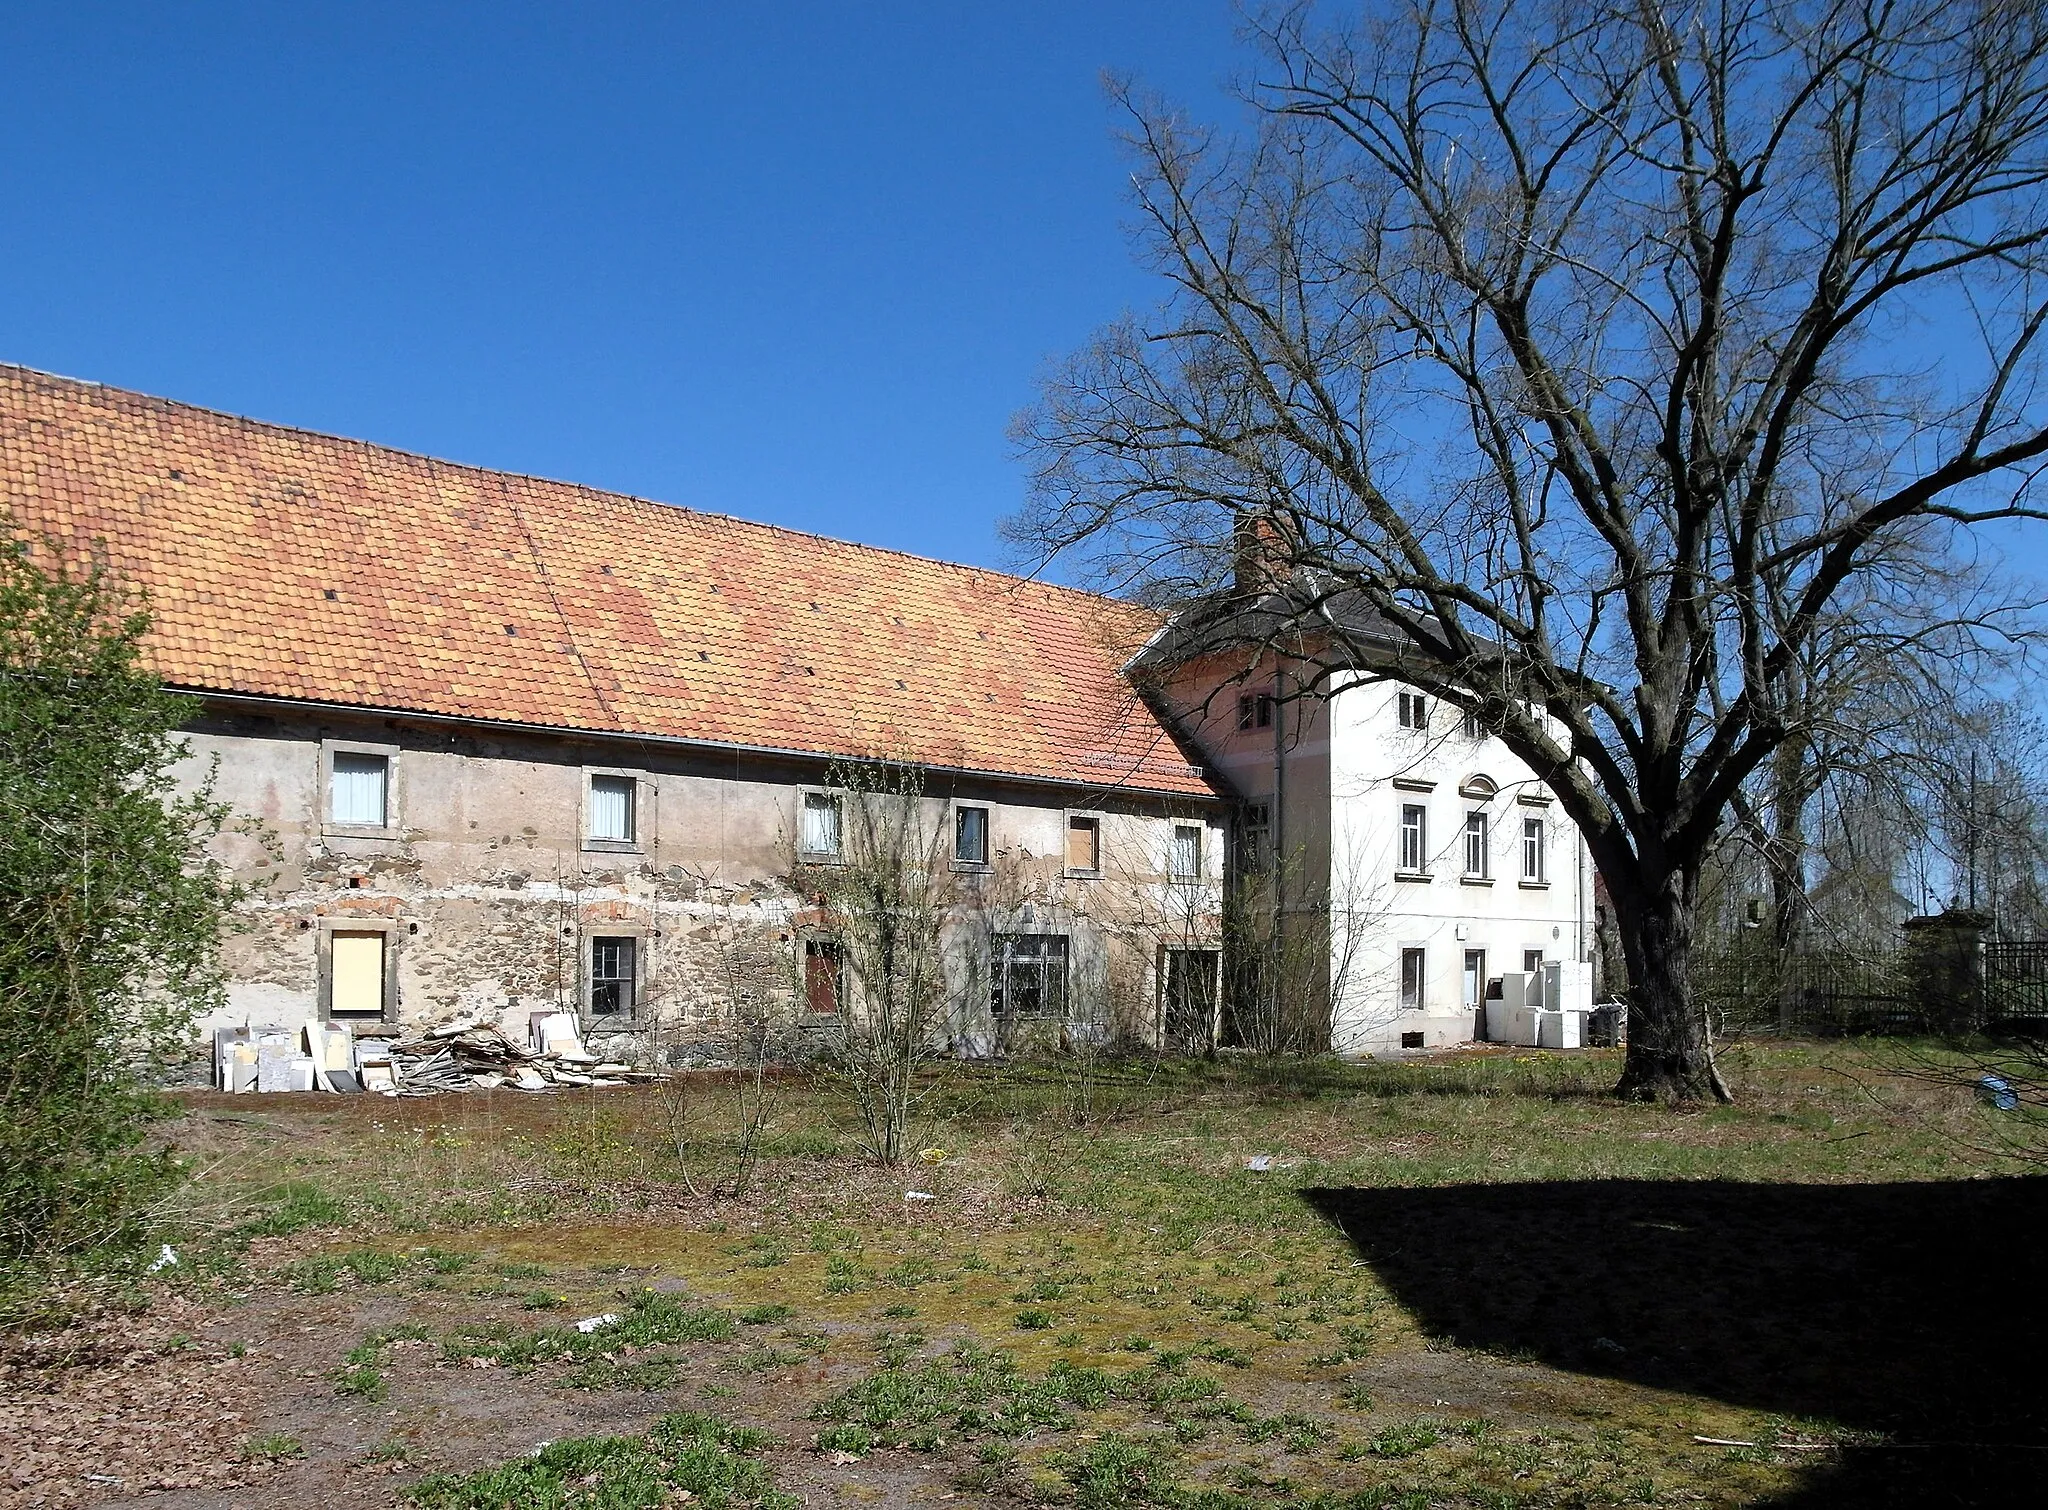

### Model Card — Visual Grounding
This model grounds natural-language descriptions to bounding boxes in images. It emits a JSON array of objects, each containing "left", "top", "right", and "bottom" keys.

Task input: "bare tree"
[
  {"left": 1011, "top": 0, "right": 2048, "bottom": 1100},
  {"left": 793, "top": 759, "right": 954, "bottom": 1166}
]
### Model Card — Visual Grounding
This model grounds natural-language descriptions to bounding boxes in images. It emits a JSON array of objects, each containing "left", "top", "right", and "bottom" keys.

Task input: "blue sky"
[{"left": 0, "top": 2, "right": 1245, "bottom": 573}]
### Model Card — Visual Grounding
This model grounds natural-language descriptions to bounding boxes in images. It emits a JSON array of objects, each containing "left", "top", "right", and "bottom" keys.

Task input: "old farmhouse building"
[{"left": 2, "top": 364, "right": 1592, "bottom": 1058}]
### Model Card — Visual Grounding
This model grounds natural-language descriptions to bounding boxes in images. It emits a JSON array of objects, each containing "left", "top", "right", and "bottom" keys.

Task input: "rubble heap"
[{"left": 383, "top": 1014, "right": 662, "bottom": 1096}]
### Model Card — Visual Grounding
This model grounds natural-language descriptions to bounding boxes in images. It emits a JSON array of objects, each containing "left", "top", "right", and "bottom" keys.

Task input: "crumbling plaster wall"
[{"left": 175, "top": 702, "right": 1222, "bottom": 1055}]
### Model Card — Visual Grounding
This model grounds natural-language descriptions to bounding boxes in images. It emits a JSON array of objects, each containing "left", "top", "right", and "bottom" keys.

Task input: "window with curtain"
[
  {"left": 802, "top": 792, "right": 841, "bottom": 857},
  {"left": 330, "top": 751, "right": 388, "bottom": 826},
  {"left": 589, "top": 774, "right": 636, "bottom": 843}
]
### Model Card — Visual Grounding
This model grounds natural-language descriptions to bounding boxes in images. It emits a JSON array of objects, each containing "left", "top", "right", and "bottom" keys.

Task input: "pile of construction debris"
[
  {"left": 212, "top": 1011, "right": 663, "bottom": 1097},
  {"left": 386, "top": 1012, "right": 661, "bottom": 1095}
]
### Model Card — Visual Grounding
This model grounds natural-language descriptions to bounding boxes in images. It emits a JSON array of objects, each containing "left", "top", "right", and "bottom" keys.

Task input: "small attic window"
[
  {"left": 167, "top": 468, "right": 183, "bottom": 481},
  {"left": 1459, "top": 774, "right": 1499, "bottom": 799},
  {"left": 324, "top": 589, "right": 338, "bottom": 601},
  {"left": 504, "top": 625, "right": 517, "bottom": 636},
  {"left": 600, "top": 564, "right": 614, "bottom": 575}
]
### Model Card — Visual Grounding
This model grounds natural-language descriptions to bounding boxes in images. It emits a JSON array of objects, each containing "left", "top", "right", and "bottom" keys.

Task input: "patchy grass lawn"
[{"left": 4, "top": 1041, "right": 2043, "bottom": 1509}]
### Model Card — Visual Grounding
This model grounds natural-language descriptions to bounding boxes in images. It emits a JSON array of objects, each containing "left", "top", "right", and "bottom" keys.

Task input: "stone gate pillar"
[{"left": 1900, "top": 908, "right": 1991, "bottom": 1034}]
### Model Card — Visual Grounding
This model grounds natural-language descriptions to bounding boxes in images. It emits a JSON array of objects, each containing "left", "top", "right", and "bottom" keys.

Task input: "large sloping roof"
[{"left": 1, "top": 364, "right": 1214, "bottom": 798}]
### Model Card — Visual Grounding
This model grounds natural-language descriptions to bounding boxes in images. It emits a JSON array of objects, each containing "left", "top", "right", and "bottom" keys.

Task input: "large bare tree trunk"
[{"left": 1612, "top": 865, "right": 1729, "bottom": 1103}]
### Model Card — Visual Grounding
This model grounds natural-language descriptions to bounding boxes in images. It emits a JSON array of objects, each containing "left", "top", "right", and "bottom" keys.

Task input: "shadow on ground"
[{"left": 1303, "top": 1177, "right": 2048, "bottom": 1507}]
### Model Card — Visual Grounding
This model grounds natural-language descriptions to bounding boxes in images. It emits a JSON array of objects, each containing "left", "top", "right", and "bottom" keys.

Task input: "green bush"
[{"left": 0, "top": 533, "right": 249, "bottom": 1264}]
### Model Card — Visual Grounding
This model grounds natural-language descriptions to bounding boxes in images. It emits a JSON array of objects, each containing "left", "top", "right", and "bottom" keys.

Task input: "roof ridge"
[{"left": 0, "top": 359, "right": 1111, "bottom": 608}]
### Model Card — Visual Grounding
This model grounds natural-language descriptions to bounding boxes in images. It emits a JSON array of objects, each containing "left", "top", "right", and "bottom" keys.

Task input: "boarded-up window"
[
  {"left": 330, "top": 931, "right": 386, "bottom": 1017},
  {"left": 1066, "top": 815, "right": 1100, "bottom": 873},
  {"left": 804, "top": 939, "right": 843, "bottom": 1014},
  {"left": 331, "top": 752, "right": 388, "bottom": 826},
  {"left": 589, "top": 774, "right": 635, "bottom": 842}
]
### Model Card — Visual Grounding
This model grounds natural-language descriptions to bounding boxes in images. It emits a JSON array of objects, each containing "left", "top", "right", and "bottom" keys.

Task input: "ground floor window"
[
  {"left": 993, "top": 934, "right": 1069, "bottom": 1024},
  {"left": 1400, "top": 947, "right": 1427, "bottom": 1011},
  {"left": 1463, "top": 949, "right": 1487, "bottom": 1010},
  {"left": 804, "top": 938, "right": 844, "bottom": 1015},
  {"left": 589, "top": 935, "right": 638, "bottom": 1017},
  {"left": 328, "top": 930, "right": 388, "bottom": 1018},
  {"left": 1161, "top": 947, "right": 1219, "bottom": 1053}
]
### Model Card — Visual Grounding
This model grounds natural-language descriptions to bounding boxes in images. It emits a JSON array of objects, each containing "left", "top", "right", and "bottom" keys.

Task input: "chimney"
[{"left": 1231, "top": 510, "right": 1292, "bottom": 594}]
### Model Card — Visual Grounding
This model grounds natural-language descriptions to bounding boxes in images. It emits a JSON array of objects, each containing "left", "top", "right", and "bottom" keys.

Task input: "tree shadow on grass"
[{"left": 1303, "top": 1177, "right": 2048, "bottom": 1507}]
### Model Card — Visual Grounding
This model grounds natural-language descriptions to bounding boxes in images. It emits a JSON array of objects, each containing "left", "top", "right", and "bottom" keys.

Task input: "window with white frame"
[
  {"left": 588, "top": 774, "right": 636, "bottom": 844},
  {"left": 992, "top": 934, "right": 1070, "bottom": 1022},
  {"left": 1463, "top": 811, "right": 1489, "bottom": 878},
  {"left": 330, "top": 751, "right": 389, "bottom": 827},
  {"left": 1399, "top": 803, "right": 1428, "bottom": 873},
  {"left": 1522, "top": 815, "right": 1547, "bottom": 882},
  {"left": 1169, "top": 823, "right": 1202, "bottom": 884},
  {"left": 1400, "top": 947, "right": 1426, "bottom": 1010},
  {"left": 588, "top": 936, "right": 637, "bottom": 1017},
  {"left": 801, "top": 791, "right": 842, "bottom": 858},
  {"left": 1460, "top": 708, "right": 1484, "bottom": 738},
  {"left": 1397, "top": 691, "right": 1429, "bottom": 729},
  {"left": 954, "top": 804, "right": 989, "bottom": 865}
]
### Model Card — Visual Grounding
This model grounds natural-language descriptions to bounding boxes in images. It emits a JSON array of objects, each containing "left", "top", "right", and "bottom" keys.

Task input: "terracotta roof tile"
[{"left": 2, "top": 364, "right": 1213, "bottom": 798}]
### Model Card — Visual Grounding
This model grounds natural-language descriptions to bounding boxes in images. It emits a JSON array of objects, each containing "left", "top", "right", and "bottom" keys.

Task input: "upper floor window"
[
  {"left": 1234, "top": 802, "right": 1272, "bottom": 874},
  {"left": 1066, "top": 814, "right": 1101, "bottom": 874},
  {"left": 588, "top": 774, "right": 636, "bottom": 844},
  {"left": 331, "top": 751, "right": 389, "bottom": 827},
  {"left": 802, "top": 792, "right": 842, "bottom": 859},
  {"left": 1463, "top": 811, "right": 1489, "bottom": 878},
  {"left": 1237, "top": 693, "right": 1274, "bottom": 730},
  {"left": 1399, "top": 803, "right": 1428, "bottom": 874},
  {"left": 1398, "top": 691, "right": 1429, "bottom": 730},
  {"left": 1169, "top": 824, "right": 1203, "bottom": 884},
  {"left": 955, "top": 804, "right": 989, "bottom": 865},
  {"left": 1460, "top": 708, "right": 1484, "bottom": 739},
  {"left": 1522, "top": 816, "right": 1547, "bottom": 883}
]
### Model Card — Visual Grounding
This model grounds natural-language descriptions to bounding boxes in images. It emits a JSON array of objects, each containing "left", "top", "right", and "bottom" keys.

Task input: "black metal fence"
[
  {"left": 1692, "top": 936, "right": 2048, "bottom": 1037},
  {"left": 1693, "top": 944, "right": 1921, "bottom": 1037}
]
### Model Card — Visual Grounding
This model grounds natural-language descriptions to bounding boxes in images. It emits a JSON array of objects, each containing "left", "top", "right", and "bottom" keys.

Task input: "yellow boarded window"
[{"left": 330, "top": 931, "right": 386, "bottom": 1017}]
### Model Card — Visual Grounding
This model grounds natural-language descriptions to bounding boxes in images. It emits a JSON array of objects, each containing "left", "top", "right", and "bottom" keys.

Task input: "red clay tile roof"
[{"left": 1, "top": 364, "right": 1214, "bottom": 798}]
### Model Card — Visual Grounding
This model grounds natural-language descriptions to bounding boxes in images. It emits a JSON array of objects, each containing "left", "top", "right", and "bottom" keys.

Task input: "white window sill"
[
  {"left": 1519, "top": 879, "right": 1550, "bottom": 889},
  {"left": 583, "top": 839, "right": 642, "bottom": 855},
  {"left": 1394, "top": 870, "right": 1433, "bottom": 883},
  {"left": 1460, "top": 875, "right": 1493, "bottom": 886}
]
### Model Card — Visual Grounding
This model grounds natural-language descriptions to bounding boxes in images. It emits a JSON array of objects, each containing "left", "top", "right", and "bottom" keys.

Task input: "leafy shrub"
[{"left": 1, "top": 537, "right": 251, "bottom": 1265}]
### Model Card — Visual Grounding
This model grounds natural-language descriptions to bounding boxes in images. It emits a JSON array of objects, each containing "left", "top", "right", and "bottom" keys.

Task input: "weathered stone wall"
[{"left": 177, "top": 700, "right": 1223, "bottom": 1058}]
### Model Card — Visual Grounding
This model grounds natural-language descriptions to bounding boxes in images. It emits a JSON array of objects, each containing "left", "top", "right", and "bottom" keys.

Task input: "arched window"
[{"left": 1458, "top": 773, "right": 1498, "bottom": 800}]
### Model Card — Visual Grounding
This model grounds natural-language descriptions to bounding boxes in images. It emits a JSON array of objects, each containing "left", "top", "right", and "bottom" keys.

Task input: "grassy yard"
[{"left": 5, "top": 1041, "right": 2043, "bottom": 1509}]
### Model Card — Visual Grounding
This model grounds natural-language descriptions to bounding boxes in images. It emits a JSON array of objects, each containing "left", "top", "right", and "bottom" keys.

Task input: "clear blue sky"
[{"left": 0, "top": 2, "right": 1245, "bottom": 573}]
